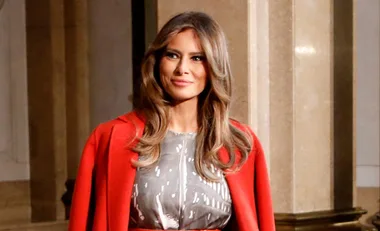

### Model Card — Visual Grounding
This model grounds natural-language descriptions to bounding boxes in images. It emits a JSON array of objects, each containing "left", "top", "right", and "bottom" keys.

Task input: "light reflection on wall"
[{"left": 295, "top": 46, "right": 316, "bottom": 55}]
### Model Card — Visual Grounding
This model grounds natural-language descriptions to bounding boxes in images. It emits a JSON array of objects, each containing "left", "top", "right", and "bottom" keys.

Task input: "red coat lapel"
[
  {"left": 107, "top": 112, "right": 144, "bottom": 230},
  {"left": 219, "top": 147, "right": 259, "bottom": 231},
  {"left": 107, "top": 123, "right": 137, "bottom": 230}
]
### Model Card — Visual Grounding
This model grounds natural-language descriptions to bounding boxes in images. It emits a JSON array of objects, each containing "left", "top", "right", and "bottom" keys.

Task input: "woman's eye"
[
  {"left": 165, "top": 52, "right": 178, "bottom": 59},
  {"left": 191, "top": 56, "right": 205, "bottom": 61}
]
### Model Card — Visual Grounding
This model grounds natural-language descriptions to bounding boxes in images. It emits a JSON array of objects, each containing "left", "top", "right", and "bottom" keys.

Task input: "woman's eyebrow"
[{"left": 166, "top": 48, "right": 205, "bottom": 56}]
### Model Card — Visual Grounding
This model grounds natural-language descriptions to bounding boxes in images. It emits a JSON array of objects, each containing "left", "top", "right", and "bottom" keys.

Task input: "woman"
[{"left": 69, "top": 11, "right": 274, "bottom": 231}]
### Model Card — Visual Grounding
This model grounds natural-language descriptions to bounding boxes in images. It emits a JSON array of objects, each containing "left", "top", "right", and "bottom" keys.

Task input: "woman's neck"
[{"left": 168, "top": 98, "right": 198, "bottom": 133}]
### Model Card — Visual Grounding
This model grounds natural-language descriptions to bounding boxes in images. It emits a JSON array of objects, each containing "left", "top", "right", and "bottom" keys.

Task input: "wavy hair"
[{"left": 133, "top": 11, "right": 252, "bottom": 181}]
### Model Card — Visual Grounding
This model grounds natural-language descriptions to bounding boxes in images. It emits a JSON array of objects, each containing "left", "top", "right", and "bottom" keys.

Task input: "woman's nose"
[{"left": 175, "top": 58, "right": 190, "bottom": 75}]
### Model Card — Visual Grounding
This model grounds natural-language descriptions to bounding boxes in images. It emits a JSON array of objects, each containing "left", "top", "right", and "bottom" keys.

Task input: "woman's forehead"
[{"left": 166, "top": 29, "right": 203, "bottom": 53}]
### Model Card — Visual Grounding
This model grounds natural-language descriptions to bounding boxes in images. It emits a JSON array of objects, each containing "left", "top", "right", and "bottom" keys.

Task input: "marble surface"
[
  {"left": 357, "top": 187, "right": 380, "bottom": 226},
  {"left": 0, "top": 0, "right": 30, "bottom": 181},
  {"left": 355, "top": 0, "right": 380, "bottom": 188},
  {"left": 293, "top": 0, "right": 333, "bottom": 213},
  {"left": 255, "top": 0, "right": 336, "bottom": 213},
  {"left": 65, "top": 0, "right": 91, "bottom": 180},
  {"left": 26, "top": 0, "right": 67, "bottom": 221},
  {"left": 0, "top": 180, "right": 30, "bottom": 225}
]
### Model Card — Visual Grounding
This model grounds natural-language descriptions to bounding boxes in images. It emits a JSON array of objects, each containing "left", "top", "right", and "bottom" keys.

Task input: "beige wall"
[
  {"left": 66, "top": 0, "right": 134, "bottom": 179},
  {"left": 89, "top": 0, "right": 134, "bottom": 129},
  {"left": 0, "top": 0, "right": 29, "bottom": 181},
  {"left": 355, "top": 0, "right": 380, "bottom": 225},
  {"left": 0, "top": 181, "right": 30, "bottom": 225},
  {"left": 355, "top": 0, "right": 380, "bottom": 190},
  {"left": 357, "top": 187, "right": 379, "bottom": 225}
]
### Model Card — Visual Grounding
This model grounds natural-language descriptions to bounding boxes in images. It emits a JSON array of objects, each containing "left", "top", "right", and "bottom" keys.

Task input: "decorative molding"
[{"left": 275, "top": 207, "right": 376, "bottom": 231}]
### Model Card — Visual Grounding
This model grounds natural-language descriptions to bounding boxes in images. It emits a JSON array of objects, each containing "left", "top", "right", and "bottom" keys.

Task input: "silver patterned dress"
[{"left": 129, "top": 130, "right": 232, "bottom": 230}]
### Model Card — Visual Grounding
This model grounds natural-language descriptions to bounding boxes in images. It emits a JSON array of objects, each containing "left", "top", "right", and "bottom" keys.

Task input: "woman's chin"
[{"left": 168, "top": 94, "right": 198, "bottom": 104}]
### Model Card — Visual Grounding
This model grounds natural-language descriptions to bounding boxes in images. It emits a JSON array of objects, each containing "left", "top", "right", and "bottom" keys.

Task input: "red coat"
[{"left": 68, "top": 111, "right": 275, "bottom": 231}]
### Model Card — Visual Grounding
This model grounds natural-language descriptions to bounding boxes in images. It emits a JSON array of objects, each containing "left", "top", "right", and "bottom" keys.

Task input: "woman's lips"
[{"left": 171, "top": 79, "right": 193, "bottom": 87}]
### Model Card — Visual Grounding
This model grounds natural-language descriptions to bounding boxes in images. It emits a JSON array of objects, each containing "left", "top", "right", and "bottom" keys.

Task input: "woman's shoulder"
[
  {"left": 80, "top": 111, "right": 144, "bottom": 163},
  {"left": 229, "top": 118, "right": 255, "bottom": 135},
  {"left": 229, "top": 118, "right": 261, "bottom": 149}
]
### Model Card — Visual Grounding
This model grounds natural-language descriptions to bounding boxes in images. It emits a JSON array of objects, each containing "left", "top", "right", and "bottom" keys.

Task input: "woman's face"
[{"left": 159, "top": 29, "right": 208, "bottom": 103}]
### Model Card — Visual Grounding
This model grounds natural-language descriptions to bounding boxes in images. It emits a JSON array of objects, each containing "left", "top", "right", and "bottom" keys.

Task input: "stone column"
[
  {"left": 250, "top": 0, "right": 367, "bottom": 230},
  {"left": 354, "top": 0, "right": 380, "bottom": 228},
  {"left": 26, "top": 0, "right": 67, "bottom": 221},
  {"left": 64, "top": 0, "right": 90, "bottom": 182},
  {"left": 0, "top": 0, "right": 31, "bottom": 225},
  {"left": 61, "top": 0, "right": 90, "bottom": 219},
  {"left": 253, "top": 0, "right": 334, "bottom": 214},
  {"left": 0, "top": 0, "right": 30, "bottom": 181}
]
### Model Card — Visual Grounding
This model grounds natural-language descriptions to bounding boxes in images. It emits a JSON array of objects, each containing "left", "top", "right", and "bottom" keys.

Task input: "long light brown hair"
[{"left": 133, "top": 11, "right": 252, "bottom": 181}]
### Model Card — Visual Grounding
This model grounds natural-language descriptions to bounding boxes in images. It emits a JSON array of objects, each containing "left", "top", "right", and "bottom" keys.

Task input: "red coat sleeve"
[
  {"left": 68, "top": 130, "right": 97, "bottom": 231},
  {"left": 253, "top": 134, "right": 275, "bottom": 231}
]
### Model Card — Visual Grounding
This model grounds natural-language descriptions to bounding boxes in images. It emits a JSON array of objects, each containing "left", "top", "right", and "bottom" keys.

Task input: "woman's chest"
[{"left": 129, "top": 131, "right": 232, "bottom": 230}]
